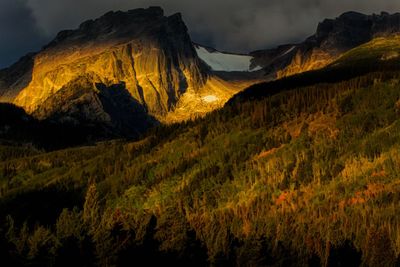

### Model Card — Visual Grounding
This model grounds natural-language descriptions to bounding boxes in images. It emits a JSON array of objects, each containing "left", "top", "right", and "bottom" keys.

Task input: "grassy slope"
[
  {"left": 333, "top": 35, "right": 400, "bottom": 66},
  {"left": 1, "top": 36, "right": 400, "bottom": 266}
]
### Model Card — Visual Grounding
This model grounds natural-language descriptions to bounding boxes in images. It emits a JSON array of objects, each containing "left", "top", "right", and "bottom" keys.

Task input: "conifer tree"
[{"left": 83, "top": 183, "right": 101, "bottom": 234}]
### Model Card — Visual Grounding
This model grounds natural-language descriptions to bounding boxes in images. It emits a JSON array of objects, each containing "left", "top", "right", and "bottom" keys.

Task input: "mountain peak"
[
  {"left": 127, "top": 6, "right": 164, "bottom": 16},
  {"left": 45, "top": 7, "right": 170, "bottom": 49},
  {"left": 338, "top": 11, "right": 367, "bottom": 19}
]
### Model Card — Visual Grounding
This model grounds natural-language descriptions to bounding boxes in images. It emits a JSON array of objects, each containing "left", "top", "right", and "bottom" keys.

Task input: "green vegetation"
[{"left": 1, "top": 37, "right": 400, "bottom": 266}]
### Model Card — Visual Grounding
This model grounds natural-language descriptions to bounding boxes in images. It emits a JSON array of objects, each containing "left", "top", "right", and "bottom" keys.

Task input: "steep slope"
[
  {"left": 252, "top": 11, "right": 400, "bottom": 79},
  {"left": 332, "top": 34, "right": 400, "bottom": 67},
  {"left": 0, "top": 7, "right": 253, "bottom": 128},
  {"left": 2, "top": 36, "right": 400, "bottom": 266}
]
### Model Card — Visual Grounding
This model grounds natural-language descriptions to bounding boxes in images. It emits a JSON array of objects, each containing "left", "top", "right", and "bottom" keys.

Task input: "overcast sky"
[{"left": 1, "top": 0, "right": 400, "bottom": 68}]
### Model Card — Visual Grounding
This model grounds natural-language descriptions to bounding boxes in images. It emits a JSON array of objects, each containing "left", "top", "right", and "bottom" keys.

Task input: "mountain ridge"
[
  {"left": 250, "top": 11, "right": 400, "bottom": 79},
  {"left": 1, "top": 8, "right": 400, "bottom": 138}
]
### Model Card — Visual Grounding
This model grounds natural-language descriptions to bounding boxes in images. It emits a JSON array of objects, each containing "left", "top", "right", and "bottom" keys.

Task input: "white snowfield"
[{"left": 195, "top": 45, "right": 262, "bottom": 72}]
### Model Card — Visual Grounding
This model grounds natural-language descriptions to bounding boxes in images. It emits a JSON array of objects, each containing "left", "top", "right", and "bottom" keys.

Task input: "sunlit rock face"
[
  {"left": 1, "top": 7, "right": 252, "bottom": 126},
  {"left": 13, "top": 7, "right": 206, "bottom": 119}
]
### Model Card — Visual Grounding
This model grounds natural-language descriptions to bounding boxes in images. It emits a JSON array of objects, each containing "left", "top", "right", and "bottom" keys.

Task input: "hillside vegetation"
[{"left": 1, "top": 36, "right": 400, "bottom": 266}]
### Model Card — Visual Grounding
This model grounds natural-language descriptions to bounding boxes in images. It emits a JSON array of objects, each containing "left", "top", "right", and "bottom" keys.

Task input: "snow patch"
[
  {"left": 195, "top": 45, "right": 262, "bottom": 72},
  {"left": 202, "top": 95, "right": 219, "bottom": 103}
]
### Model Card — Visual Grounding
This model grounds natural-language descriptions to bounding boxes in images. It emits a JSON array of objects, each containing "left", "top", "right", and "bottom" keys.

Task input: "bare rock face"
[
  {"left": 1, "top": 7, "right": 248, "bottom": 132},
  {"left": 253, "top": 11, "right": 400, "bottom": 79}
]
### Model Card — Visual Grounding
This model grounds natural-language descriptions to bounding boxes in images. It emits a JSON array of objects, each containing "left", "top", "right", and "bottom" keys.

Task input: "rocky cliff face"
[
  {"left": 253, "top": 11, "right": 400, "bottom": 79},
  {"left": 0, "top": 7, "right": 250, "bottom": 130},
  {"left": 15, "top": 7, "right": 206, "bottom": 117}
]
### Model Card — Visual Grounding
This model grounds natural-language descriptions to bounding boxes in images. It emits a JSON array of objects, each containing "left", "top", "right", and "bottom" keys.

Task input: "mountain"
[
  {"left": 193, "top": 11, "right": 400, "bottom": 82},
  {"left": 252, "top": 11, "right": 400, "bottom": 79},
  {"left": 0, "top": 7, "right": 254, "bottom": 134},
  {"left": 1, "top": 34, "right": 400, "bottom": 266}
]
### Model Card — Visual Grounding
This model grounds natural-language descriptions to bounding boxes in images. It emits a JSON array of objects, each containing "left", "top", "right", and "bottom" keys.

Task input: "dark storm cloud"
[
  {"left": 2, "top": 0, "right": 400, "bottom": 67},
  {"left": 0, "top": 0, "right": 46, "bottom": 68}
]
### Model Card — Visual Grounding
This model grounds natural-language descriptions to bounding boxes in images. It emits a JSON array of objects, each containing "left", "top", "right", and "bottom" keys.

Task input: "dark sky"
[{"left": 1, "top": 0, "right": 400, "bottom": 68}]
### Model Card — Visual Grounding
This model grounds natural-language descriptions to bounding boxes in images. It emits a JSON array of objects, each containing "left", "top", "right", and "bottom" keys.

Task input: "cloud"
[
  {"left": 0, "top": 0, "right": 46, "bottom": 68},
  {"left": 2, "top": 0, "right": 400, "bottom": 67}
]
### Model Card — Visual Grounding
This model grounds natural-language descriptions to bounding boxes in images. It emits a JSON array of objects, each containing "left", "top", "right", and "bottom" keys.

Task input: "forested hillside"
[{"left": 1, "top": 36, "right": 400, "bottom": 266}]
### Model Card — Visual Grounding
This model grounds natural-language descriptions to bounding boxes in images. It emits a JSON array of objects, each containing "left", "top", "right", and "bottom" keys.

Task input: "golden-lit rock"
[{"left": 276, "top": 49, "right": 334, "bottom": 78}]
